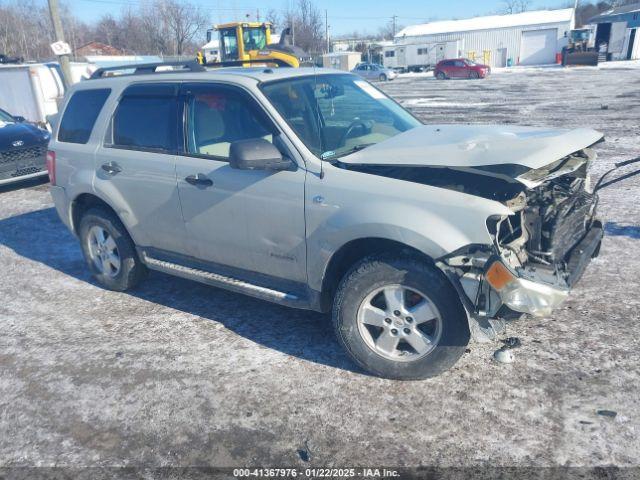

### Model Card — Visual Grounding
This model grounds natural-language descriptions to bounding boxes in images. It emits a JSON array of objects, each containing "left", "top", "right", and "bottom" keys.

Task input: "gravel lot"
[{"left": 1, "top": 64, "right": 639, "bottom": 473}]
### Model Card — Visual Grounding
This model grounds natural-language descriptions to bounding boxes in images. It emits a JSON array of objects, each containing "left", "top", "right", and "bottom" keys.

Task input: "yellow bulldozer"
[{"left": 198, "top": 22, "right": 311, "bottom": 68}]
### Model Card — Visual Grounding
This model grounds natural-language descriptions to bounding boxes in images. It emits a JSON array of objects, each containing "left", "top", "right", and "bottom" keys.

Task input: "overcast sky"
[{"left": 70, "top": 0, "right": 569, "bottom": 36}]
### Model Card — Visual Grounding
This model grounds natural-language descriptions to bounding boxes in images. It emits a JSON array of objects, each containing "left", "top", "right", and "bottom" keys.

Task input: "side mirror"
[
  {"left": 229, "top": 138, "right": 292, "bottom": 171},
  {"left": 13, "top": 115, "right": 26, "bottom": 123}
]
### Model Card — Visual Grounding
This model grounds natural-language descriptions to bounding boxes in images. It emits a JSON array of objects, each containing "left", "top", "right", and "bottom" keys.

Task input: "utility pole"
[
  {"left": 325, "top": 10, "right": 330, "bottom": 53},
  {"left": 47, "top": 0, "right": 72, "bottom": 87},
  {"left": 392, "top": 15, "right": 398, "bottom": 38},
  {"left": 257, "top": 8, "right": 260, "bottom": 21}
]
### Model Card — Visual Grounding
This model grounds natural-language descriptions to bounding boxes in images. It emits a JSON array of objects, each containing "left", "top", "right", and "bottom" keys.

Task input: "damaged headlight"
[{"left": 485, "top": 260, "right": 569, "bottom": 317}]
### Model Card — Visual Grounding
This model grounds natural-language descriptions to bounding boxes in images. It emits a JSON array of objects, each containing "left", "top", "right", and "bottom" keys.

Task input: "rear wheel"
[
  {"left": 436, "top": 71, "right": 446, "bottom": 80},
  {"left": 332, "top": 254, "right": 470, "bottom": 380},
  {"left": 79, "top": 207, "right": 147, "bottom": 291}
]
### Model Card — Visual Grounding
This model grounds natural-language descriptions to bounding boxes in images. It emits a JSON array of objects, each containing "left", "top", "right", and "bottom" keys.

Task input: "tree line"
[{"left": 0, "top": 0, "right": 327, "bottom": 62}]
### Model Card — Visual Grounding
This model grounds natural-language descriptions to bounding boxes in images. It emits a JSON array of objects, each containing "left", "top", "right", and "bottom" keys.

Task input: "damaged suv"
[{"left": 49, "top": 65, "right": 604, "bottom": 380}]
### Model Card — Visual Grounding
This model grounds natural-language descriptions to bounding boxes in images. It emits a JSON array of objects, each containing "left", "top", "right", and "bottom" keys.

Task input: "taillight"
[{"left": 46, "top": 150, "right": 56, "bottom": 185}]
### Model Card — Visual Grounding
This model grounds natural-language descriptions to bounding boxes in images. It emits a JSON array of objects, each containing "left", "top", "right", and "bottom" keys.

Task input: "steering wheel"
[{"left": 339, "top": 119, "right": 371, "bottom": 147}]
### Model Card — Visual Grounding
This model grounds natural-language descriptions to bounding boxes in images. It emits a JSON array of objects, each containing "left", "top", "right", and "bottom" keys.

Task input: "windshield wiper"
[{"left": 322, "top": 143, "right": 376, "bottom": 161}]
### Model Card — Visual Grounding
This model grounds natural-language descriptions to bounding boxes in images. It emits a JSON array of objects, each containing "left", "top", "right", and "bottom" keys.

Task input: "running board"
[{"left": 141, "top": 252, "right": 310, "bottom": 308}]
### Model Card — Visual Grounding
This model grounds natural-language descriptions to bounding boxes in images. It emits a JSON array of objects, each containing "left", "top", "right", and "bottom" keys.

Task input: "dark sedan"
[{"left": 0, "top": 109, "right": 50, "bottom": 186}]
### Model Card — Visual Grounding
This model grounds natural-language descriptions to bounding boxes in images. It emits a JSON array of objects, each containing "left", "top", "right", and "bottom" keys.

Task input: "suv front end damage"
[{"left": 442, "top": 147, "right": 604, "bottom": 320}]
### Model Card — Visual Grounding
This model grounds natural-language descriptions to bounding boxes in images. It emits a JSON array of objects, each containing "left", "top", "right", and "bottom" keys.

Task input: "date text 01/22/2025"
[{"left": 232, "top": 468, "right": 400, "bottom": 478}]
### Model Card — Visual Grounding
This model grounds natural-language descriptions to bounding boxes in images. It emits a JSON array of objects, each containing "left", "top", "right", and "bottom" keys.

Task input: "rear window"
[
  {"left": 58, "top": 89, "right": 111, "bottom": 144},
  {"left": 109, "top": 85, "right": 178, "bottom": 153}
]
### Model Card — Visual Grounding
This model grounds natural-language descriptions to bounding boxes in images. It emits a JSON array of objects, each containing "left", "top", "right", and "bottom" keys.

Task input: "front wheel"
[
  {"left": 332, "top": 254, "right": 470, "bottom": 380},
  {"left": 379, "top": 74, "right": 388, "bottom": 82},
  {"left": 469, "top": 71, "right": 480, "bottom": 79}
]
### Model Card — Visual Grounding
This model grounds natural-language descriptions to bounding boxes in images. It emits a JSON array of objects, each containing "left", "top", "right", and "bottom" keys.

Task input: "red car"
[{"left": 434, "top": 59, "right": 491, "bottom": 80}]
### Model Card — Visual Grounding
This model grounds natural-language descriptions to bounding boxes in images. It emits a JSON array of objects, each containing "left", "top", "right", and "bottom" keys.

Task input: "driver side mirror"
[
  {"left": 13, "top": 115, "right": 26, "bottom": 123},
  {"left": 229, "top": 138, "right": 293, "bottom": 171}
]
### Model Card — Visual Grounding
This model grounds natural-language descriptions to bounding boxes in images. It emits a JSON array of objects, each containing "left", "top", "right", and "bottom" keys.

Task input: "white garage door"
[{"left": 520, "top": 29, "right": 557, "bottom": 65}]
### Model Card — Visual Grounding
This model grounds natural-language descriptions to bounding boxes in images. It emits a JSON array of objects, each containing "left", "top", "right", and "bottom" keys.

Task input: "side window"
[
  {"left": 109, "top": 84, "right": 178, "bottom": 153},
  {"left": 185, "top": 86, "right": 275, "bottom": 160},
  {"left": 58, "top": 89, "right": 111, "bottom": 144},
  {"left": 455, "top": 61, "right": 465, "bottom": 67}
]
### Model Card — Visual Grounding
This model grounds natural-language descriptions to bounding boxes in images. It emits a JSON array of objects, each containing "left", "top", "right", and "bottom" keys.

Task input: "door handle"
[
  {"left": 185, "top": 173, "right": 213, "bottom": 187},
  {"left": 101, "top": 162, "right": 122, "bottom": 175}
]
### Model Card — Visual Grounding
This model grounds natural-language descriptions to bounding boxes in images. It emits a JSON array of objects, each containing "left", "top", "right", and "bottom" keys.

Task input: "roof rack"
[
  {"left": 89, "top": 61, "right": 205, "bottom": 79},
  {"left": 203, "top": 59, "right": 294, "bottom": 68}
]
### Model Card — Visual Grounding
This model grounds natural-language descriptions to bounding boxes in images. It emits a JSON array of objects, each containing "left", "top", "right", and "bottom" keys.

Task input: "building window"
[
  {"left": 385, "top": 51, "right": 395, "bottom": 58},
  {"left": 417, "top": 48, "right": 427, "bottom": 55}
]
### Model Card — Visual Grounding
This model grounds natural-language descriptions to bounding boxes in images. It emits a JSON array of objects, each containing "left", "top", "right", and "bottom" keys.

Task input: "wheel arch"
[
  {"left": 70, "top": 193, "right": 129, "bottom": 238},
  {"left": 319, "top": 237, "right": 450, "bottom": 313}
]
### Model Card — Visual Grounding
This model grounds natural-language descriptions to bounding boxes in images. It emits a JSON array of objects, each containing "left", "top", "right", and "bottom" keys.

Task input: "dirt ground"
[{"left": 1, "top": 64, "right": 639, "bottom": 474}]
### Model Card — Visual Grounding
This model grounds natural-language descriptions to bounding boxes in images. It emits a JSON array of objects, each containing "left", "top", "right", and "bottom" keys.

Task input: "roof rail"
[{"left": 89, "top": 61, "right": 206, "bottom": 79}]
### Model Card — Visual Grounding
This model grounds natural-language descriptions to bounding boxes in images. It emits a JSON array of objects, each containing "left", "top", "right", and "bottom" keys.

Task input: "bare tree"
[
  {"left": 501, "top": 0, "right": 531, "bottom": 14},
  {"left": 161, "top": 0, "right": 208, "bottom": 55}
]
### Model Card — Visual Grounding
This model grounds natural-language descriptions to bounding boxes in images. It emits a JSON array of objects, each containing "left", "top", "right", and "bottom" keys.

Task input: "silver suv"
[{"left": 48, "top": 63, "right": 604, "bottom": 380}]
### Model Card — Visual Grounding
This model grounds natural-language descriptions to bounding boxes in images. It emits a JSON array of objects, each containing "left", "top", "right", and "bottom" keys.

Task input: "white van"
[{"left": 0, "top": 63, "right": 66, "bottom": 129}]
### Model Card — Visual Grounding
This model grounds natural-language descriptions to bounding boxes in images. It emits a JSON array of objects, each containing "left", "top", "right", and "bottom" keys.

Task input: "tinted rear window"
[
  {"left": 110, "top": 89, "right": 177, "bottom": 153},
  {"left": 58, "top": 89, "right": 111, "bottom": 144}
]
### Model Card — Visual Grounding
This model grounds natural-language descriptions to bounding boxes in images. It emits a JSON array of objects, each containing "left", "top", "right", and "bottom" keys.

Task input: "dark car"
[
  {"left": 0, "top": 108, "right": 50, "bottom": 185},
  {"left": 434, "top": 58, "right": 491, "bottom": 80}
]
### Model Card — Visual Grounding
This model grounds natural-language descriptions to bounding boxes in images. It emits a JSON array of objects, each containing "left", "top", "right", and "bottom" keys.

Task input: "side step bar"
[{"left": 141, "top": 252, "right": 311, "bottom": 309}]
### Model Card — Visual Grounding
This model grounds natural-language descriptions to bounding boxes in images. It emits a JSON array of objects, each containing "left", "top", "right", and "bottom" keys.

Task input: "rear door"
[
  {"left": 174, "top": 83, "right": 307, "bottom": 282},
  {"left": 93, "top": 83, "right": 188, "bottom": 255}
]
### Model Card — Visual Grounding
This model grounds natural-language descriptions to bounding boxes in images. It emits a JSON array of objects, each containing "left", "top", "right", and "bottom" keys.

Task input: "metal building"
[
  {"left": 590, "top": 3, "right": 640, "bottom": 62},
  {"left": 384, "top": 8, "right": 575, "bottom": 71}
]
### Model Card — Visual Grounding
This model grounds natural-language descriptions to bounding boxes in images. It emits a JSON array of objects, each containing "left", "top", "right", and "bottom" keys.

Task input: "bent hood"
[{"left": 341, "top": 124, "right": 604, "bottom": 182}]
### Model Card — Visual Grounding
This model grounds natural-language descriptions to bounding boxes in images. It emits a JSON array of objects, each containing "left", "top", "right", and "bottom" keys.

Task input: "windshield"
[
  {"left": 243, "top": 27, "right": 267, "bottom": 50},
  {"left": 0, "top": 109, "right": 14, "bottom": 123},
  {"left": 464, "top": 59, "right": 477, "bottom": 66},
  {"left": 261, "top": 74, "right": 421, "bottom": 160}
]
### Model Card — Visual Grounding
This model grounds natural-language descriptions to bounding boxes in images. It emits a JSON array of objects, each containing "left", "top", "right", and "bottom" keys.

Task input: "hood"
[
  {"left": 341, "top": 124, "right": 603, "bottom": 182},
  {"left": 338, "top": 124, "right": 604, "bottom": 203},
  {"left": 0, "top": 121, "right": 50, "bottom": 150}
]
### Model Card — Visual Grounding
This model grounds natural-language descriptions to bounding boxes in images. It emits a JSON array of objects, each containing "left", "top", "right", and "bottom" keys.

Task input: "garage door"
[{"left": 520, "top": 29, "right": 557, "bottom": 65}]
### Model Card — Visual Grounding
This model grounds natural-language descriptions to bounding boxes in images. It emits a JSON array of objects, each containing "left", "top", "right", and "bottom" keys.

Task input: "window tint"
[
  {"left": 58, "top": 89, "right": 110, "bottom": 144},
  {"left": 385, "top": 51, "right": 395, "bottom": 58},
  {"left": 111, "top": 88, "right": 177, "bottom": 153},
  {"left": 185, "top": 86, "right": 275, "bottom": 159}
]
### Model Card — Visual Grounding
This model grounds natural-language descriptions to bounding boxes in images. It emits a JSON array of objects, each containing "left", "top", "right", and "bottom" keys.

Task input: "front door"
[{"left": 174, "top": 83, "right": 307, "bottom": 282}]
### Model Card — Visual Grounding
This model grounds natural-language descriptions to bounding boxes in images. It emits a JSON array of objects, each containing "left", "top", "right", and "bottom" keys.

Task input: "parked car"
[
  {"left": 434, "top": 58, "right": 491, "bottom": 80},
  {"left": 0, "top": 108, "right": 50, "bottom": 186},
  {"left": 48, "top": 64, "right": 604, "bottom": 380},
  {"left": 352, "top": 63, "right": 398, "bottom": 81}
]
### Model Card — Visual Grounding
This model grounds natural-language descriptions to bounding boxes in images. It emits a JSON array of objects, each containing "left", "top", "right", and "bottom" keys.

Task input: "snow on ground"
[{"left": 0, "top": 64, "right": 639, "bottom": 472}]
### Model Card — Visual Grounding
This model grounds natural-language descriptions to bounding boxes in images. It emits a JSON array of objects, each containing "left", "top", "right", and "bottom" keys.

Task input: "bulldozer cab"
[{"left": 217, "top": 22, "right": 272, "bottom": 62}]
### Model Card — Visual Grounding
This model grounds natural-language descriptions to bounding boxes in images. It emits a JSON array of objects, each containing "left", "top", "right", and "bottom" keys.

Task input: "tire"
[
  {"left": 436, "top": 71, "right": 446, "bottom": 80},
  {"left": 469, "top": 71, "right": 480, "bottom": 79},
  {"left": 78, "top": 207, "right": 147, "bottom": 292},
  {"left": 379, "top": 74, "right": 387, "bottom": 82},
  {"left": 332, "top": 254, "right": 470, "bottom": 380}
]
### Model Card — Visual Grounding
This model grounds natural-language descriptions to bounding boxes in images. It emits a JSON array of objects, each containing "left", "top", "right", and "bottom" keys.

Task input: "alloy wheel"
[
  {"left": 87, "top": 225, "right": 121, "bottom": 278},
  {"left": 356, "top": 284, "right": 443, "bottom": 362}
]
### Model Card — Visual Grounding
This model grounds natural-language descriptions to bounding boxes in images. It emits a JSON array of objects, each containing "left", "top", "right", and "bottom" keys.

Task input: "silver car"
[
  {"left": 48, "top": 64, "right": 604, "bottom": 380},
  {"left": 352, "top": 63, "right": 398, "bottom": 82}
]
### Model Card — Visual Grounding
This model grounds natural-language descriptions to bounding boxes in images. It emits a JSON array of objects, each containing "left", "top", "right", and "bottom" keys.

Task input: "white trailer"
[
  {"left": 383, "top": 40, "right": 461, "bottom": 72},
  {"left": 0, "top": 64, "right": 65, "bottom": 128}
]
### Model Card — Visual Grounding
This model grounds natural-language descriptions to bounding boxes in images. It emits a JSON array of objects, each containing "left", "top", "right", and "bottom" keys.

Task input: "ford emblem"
[{"left": 11, "top": 140, "right": 24, "bottom": 147}]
